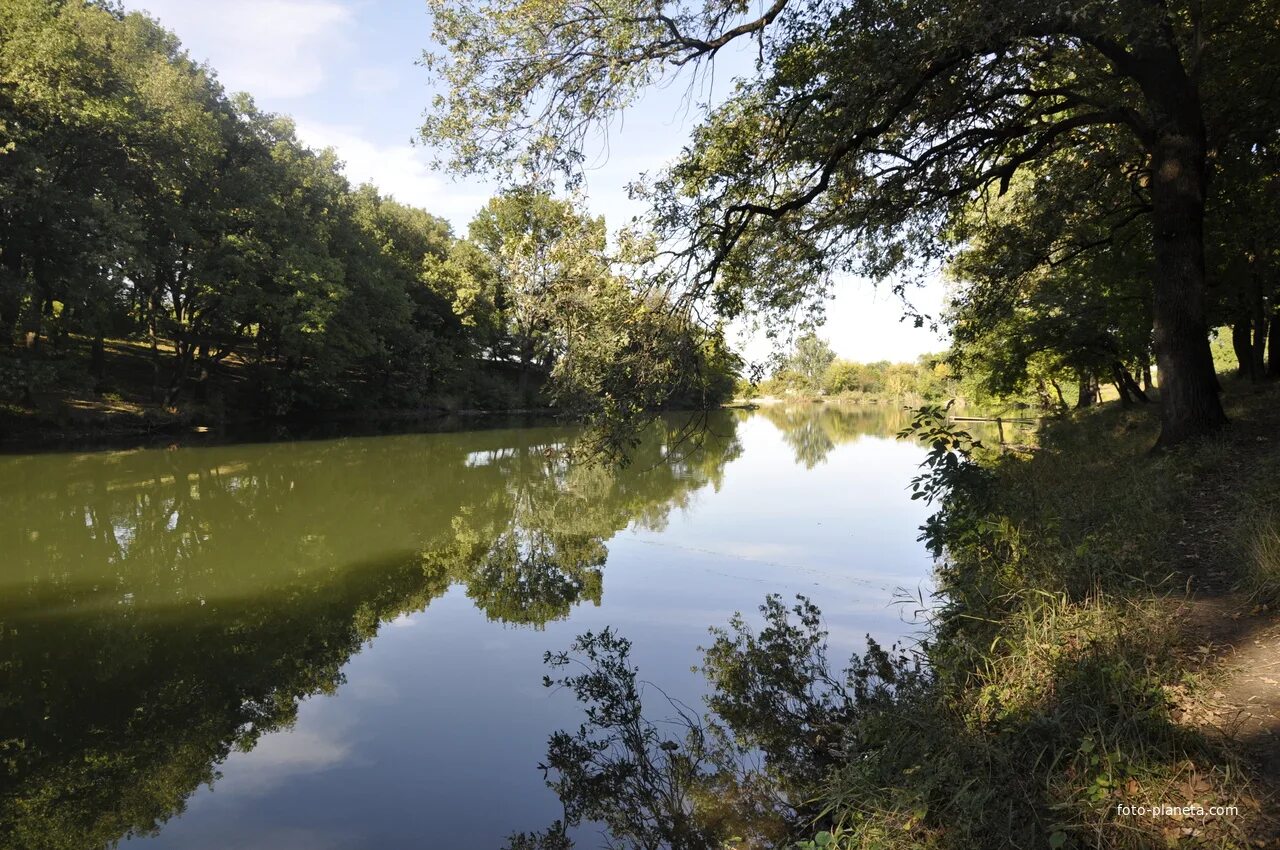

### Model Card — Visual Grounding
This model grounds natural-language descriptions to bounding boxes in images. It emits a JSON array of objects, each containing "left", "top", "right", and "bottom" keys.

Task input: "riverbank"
[
  {"left": 804, "top": 380, "right": 1280, "bottom": 849},
  {"left": 0, "top": 337, "right": 557, "bottom": 451},
  {"left": 0, "top": 397, "right": 551, "bottom": 453},
  {"left": 731, "top": 392, "right": 957, "bottom": 407}
]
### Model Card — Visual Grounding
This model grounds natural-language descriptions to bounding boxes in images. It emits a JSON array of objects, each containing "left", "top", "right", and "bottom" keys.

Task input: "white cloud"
[
  {"left": 294, "top": 119, "right": 493, "bottom": 230},
  {"left": 131, "top": 0, "right": 354, "bottom": 99},
  {"left": 219, "top": 725, "right": 351, "bottom": 794}
]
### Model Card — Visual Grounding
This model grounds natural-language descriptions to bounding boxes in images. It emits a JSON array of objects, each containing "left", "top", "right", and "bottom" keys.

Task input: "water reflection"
[
  {"left": 755, "top": 403, "right": 913, "bottom": 468},
  {"left": 0, "top": 416, "right": 741, "bottom": 850}
]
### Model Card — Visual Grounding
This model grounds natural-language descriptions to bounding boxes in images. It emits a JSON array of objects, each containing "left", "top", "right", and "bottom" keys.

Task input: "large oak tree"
[{"left": 423, "top": 0, "right": 1278, "bottom": 444}]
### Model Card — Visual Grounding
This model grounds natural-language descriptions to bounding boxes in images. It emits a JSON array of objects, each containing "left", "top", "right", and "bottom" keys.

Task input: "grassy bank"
[{"left": 802, "top": 382, "right": 1280, "bottom": 849}]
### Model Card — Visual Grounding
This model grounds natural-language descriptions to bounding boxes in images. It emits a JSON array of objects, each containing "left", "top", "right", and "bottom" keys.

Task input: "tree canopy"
[{"left": 423, "top": 0, "right": 1280, "bottom": 445}]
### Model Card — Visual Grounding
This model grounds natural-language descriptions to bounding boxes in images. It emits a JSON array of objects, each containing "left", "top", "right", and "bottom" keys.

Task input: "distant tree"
[
  {"left": 785, "top": 333, "right": 836, "bottom": 392},
  {"left": 821, "top": 360, "right": 864, "bottom": 395},
  {"left": 1, "top": 0, "right": 593, "bottom": 414}
]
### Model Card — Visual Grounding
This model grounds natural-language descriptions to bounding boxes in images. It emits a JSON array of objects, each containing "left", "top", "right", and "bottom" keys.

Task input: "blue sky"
[{"left": 126, "top": 0, "right": 949, "bottom": 364}]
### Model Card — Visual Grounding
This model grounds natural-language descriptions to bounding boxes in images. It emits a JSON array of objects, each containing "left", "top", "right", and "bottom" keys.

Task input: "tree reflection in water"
[
  {"left": 0, "top": 415, "right": 741, "bottom": 850},
  {"left": 504, "top": 596, "right": 926, "bottom": 850},
  {"left": 756, "top": 403, "right": 913, "bottom": 469}
]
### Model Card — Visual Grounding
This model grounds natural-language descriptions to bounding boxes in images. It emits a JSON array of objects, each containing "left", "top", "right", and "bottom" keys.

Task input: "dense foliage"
[{"left": 0, "top": 0, "right": 735, "bottom": 427}]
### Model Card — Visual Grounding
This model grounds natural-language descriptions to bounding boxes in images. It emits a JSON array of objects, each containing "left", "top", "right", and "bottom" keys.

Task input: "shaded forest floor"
[
  {"left": 0, "top": 338, "right": 198, "bottom": 443},
  {"left": 0, "top": 338, "right": 541, "bottom": 450}
]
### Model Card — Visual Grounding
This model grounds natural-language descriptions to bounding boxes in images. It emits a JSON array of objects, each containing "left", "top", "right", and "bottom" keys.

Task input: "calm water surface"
[{"left": 1, "top": 405, "right": 936, "bottom": 850}]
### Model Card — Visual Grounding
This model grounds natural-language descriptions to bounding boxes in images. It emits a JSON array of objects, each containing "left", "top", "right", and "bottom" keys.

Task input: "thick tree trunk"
[{"left": 1146, "top": 102, "right": 1228, "bottom": 446}]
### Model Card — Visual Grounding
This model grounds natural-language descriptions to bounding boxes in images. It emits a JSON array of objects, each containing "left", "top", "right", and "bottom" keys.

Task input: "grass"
[
  {"left": 1245, "top": 514, "right": 1280, "bottom": 606},
  {"left": 804, "top": 383, "right": 1280, "bottom": 850}
]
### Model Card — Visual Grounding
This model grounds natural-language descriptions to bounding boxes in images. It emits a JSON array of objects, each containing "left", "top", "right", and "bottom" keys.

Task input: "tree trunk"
[
  {"left": 192, "top": 343, "right": 211, "bottom": 402},
  {"left": 1075, "top": 370, "right": 1095, "bottom": 409},
  {"left": 1115, "top": 362, "right": 1150, "bottom": 403},
  {"left": 89, "top": 334, "right": 106, "bottom": 390},
  {"left": 21, "top": 290, "right": 44, "bottom": 350},
  {"left": 1255, "top": 317, "right": 1270, "bottom": 380},
  {"left": 1145, "top": 91, "right": 1228, "bottom": 446},
  {"left": 0, "top": 246, "right": 23, "bottom": 346},
  {"left": 1050, "top": 378, "right": 1067, "bottom": 410},
  {"left": 518, "top": 339, "right": 533, "bottom": 407},
  {"left": 1114, "top": 376, "right": 1134, "bottom": 406},
  {"left": 22, "top": 237, "right": 46, "bottom": 349},
  {"left": 148, "top": 271, "right": 164, "bottom": 402},
  {"left": 1231, "top": 317, "right": 1254, "bottom": 378},
  {"left": 1250, "top": 271, "right": 1268, "bottom": 381},
  {"left": 164, "top": 335, "right": 194, "bottom": 408}
]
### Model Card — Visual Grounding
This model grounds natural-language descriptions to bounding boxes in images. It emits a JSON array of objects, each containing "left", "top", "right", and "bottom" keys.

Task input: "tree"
[
  {"left": 785, "top": 333, "right": 835, "bottom": 392},
  {"left": 422, "top": 0, "right": 1280, "bottom": 445},
  {"left": 468, "top": 187, "right": 609, "bottom": 403},
  {"left": 1207, "top": 144, "right": 1280, "bottom": 384},
  {"left": 945, "top": 163, "right": 1156, "bottom": 407},
  {"left": 0, "top": 0, "right": 765, "bottom": 423}
]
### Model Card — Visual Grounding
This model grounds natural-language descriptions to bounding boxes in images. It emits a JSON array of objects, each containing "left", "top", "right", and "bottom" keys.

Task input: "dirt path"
[
  {"left": 1183, "top": 596, "right": 1280, "bottom": 781},
  {"left": 1168, "top": 393, "right": 1280, "bottom": 841}
]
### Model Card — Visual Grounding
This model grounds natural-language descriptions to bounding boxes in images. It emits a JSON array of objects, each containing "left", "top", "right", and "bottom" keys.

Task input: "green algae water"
[{"left": 0, "top": 405, "right": 935, "bottom": 849}]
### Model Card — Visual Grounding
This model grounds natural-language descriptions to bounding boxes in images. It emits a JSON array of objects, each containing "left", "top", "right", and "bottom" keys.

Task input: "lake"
[{"left": 0, "top": 404, "right": 938, "bottom": 850}]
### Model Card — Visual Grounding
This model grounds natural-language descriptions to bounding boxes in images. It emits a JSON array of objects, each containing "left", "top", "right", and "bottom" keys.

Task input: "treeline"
[
  {"left": 0, "top": 0, "right": 735, "bottom": 425},
  {"left": 745, "top": 333, "right": 956, "bottom": 403}
]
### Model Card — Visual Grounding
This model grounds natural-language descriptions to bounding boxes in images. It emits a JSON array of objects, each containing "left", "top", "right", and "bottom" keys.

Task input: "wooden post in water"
[{"left": 997, "top": 417, "right": 1005, "bottom": 445}]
